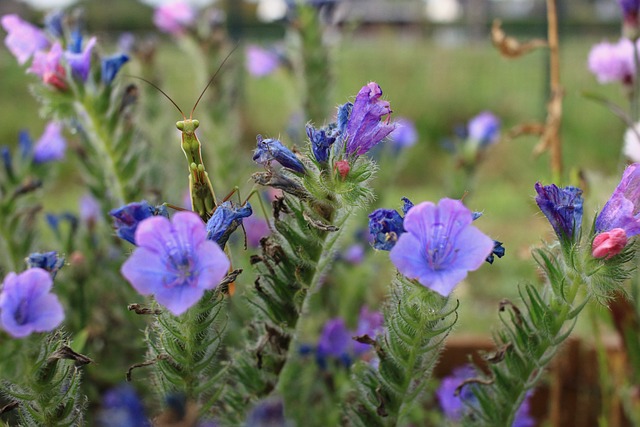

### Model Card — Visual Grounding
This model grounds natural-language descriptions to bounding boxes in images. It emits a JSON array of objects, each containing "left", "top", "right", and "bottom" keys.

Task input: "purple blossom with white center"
[
  {"left": 245, "top": 44, "right": 280, "bottom": 77},
  {"left": 65, "top": 36, "right": 96, "bottom": 82},
  {"left": 98, "top": 384, "right": 151, "bottom": 427},
  {"left": 534, "top": 183, "right": 584, "bottom": 243},
  {"left": 33, "top": 122, "right": 66, "bottom": 164},
  {"left": 1, "top": 14, "right": 50, "bottom": 65},
  {"left": 353, "top": 306, "right": 383, "bottom": 355},
  {"left": 389, "top": 199, "right": 494, "bottom": 297},
  {"left": 595, "top": 163, "right": 640, "bottom": 238},
  {"left": 437, "top": 365, "right": 535, "bottom": 425},
  {"left": 468, "top": 111, "right": 500, "bottom": 147},
  {"left": 344, "top": 82, "right": 396, "bottom": 156},
  {"left": 28, "top": 42, "right": 67, "bottom": 90},
  {"left": 205, "top": 201, "right": 253, "bottom": 248},
  {"left": 121, "top": 211, "right": 230, "bottom": 316},
  {"left": 110, "top": 200, "right": 168, "bottom": 245},
  {"left": 0, "top": 268, "right": 64, "bottom": 338},
  {"left": 102, "top": 53, "right": 129, "bottom": 85},
  {"left": 389, "top": 117, "right": 418, "bottom": 149},
  {"left": 588, "top": 39, "right": 636, "bottom": 85},
  {"left": 153, "top": 1, "right": 196, "bottom": 36},
  {"left": 253, "top": 135, "right": 305, "bottom": 174},
  {"left": 243, "top": 214, "right": 270, "bottom": 248}
]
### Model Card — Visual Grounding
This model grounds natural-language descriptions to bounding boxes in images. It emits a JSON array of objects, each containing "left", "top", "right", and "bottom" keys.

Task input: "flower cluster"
[{"left": 2, "top": 13, "right": 129, "bottom": 89}]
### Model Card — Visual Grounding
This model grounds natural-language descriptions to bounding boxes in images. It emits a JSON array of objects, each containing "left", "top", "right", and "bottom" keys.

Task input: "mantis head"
[{"left": 176, "top": 119, "right": 200, "bottom": 133}]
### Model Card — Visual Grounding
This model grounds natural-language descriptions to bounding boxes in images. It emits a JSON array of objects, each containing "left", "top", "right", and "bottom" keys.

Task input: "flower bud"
[{"left": 592, "top": 228, "right": 628, "bottom": 259}]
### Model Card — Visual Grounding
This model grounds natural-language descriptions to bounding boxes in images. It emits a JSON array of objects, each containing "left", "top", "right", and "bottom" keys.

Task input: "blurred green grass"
[{"left": 0, "top": 31, "right": 627, "bottom": 333}]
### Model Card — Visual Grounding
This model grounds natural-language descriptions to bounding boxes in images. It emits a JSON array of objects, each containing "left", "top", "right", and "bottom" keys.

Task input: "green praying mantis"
[{"left": 134, "top": 49, "right": 237, "bottom": 222}]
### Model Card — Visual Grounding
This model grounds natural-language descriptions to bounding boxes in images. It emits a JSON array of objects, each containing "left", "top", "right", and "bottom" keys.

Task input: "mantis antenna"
[
  {"left": 125, "top": 75, "right": 187, "bottom": 120},
  {"left": 189, "top": 44, "right": 239, "bottom": 119}
]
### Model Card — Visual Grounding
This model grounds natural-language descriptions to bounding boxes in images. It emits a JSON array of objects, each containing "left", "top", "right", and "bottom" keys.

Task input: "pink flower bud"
[
  {"left": 335, "top": 160, "right": 350, "bottom": 179},
  {"left": 592, "top": 228, "right": 628, "bottom": 259}
]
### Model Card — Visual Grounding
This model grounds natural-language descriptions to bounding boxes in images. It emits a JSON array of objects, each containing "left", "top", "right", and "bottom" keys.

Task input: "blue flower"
[
  {"left": 317, "top": 318, "right": 352, "bottom": 365},
  {"left": 389, "top": 117, "right": 418, "bottom": 149},
  {"left": 33, "top": 122, "right": 66, "bottom": 164},
  {"left": 245, "top": 398, "right": 292, "bottom": 427},
  {"left": 1, "top": 146, "right": 12, "bottom": 176},
  {"left": 0, "top": 268, "right": 64, "bottom": 338},
  {"left": 205, "top": 201, "right": 253, "bottom": 247},
  {"left": 98, "top": 384, "right": 150, "bottom": 427},
  {"left": 26, "top": 251, "right": 65, "bottom": 278},
  {"left": 18, "top": 130, "right": 32, "bottom": 159},
  {"left": 306, "top": 124, "right": 336, "bottom": 163},
  {"left": 121, "top": 212, "right": 230, "bottom": 316},
  {"left": 110, "top": 201, "right": 168, "bottom": 245},
  {"left": 44, "top": 10, "right": 64, "bottom": 38},
  {"left": 534, "top": 183, "right": 583, "bottom": 243},
  {"left": 368, "top": 208, "right": 406, "bottom": 251},
  {"left": 344, "top": 82, "right": 396, "bottom": 156},
  {"left": 102, "top": 53, "right": 129, "bottom": 85},
  {"left": 253, "top": 135, "right": 305, "bottom": 174},
  {"left": 485, "top": 240, "right": 505, "bottom": 264},
  {"left": 389, "top": 199, "right": 494, "bottom": 296}
]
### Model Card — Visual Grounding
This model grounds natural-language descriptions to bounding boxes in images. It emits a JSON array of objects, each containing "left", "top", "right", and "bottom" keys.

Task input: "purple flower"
[
  {"left": 1, "top": 14, "right": 49, "bottom": 65},
  {"left": 353, "top": 306, "right": 383, "bottom": 355},
  {"left": 0, "top": 268, "right": 64, "bottom": 338},
  {"left": 246, "top": 44, "right": 280, "bottom": 77},
  {"left": 595, "top": 163, "right": 640, "bottom": 237},
  {"left": 65, "top": 36, "right": 96, "bottom": 82},
  {"left": 153, "top": 1, "right": 196, "bottom": 35},
  {"left": 28, "top": 42, "right": 67, "bottom": 90},
  {"left": 342, "top": 244, "right": 365, "bottom": 264},
  {"left": 245, "top": 398, "right": 291, "bottom": 427},
  {"left": 26, "top": 252, "right": 65, "bottom": 279},
  {"left": 588, "top": 39, "right": 636, "bottom": 85},
  {"left": 102, "top": 53, "right": 129, "bottom": 85},
  {"left": 389, "top": 117, "right": 418, "bottom": 149},
  {"left": 243, "top": 214, "right": 270, "bottom": 248},
  {"left": 344, "top": 82, "right": 396, "bottom": 156},
  {"left": 205, "top": 201, "right": 253, "bottom": 247},
  {"left": 437, "top": 365, "right": 535, "bottom": 426},
  {"left": 534, "top": 183, "right": 584, "bottom": 243},
  {"left": 79, "top": 193, "right": 101, "bottom": 227},
  {"left": 437, "top": 365, "right": 477, "bottom": 421},
  {"left": 121, "top": 211, "right": 230, "bottom": 316},
  {"left": 43, "top": 10, "right": 64, "bottom": 39},
  {"left": 33, "top": 122, "right": 66, "bottom": 164},
  {"left": 98, "top": 384, "right": 150, "bottom": 427},
  {"left": 389, "top": 199, "right": 494, "bottom": 296},
  {"left": 253, "top": 135, "right": 305, "bottom": 174},
  {"left": 619, "top": 0, "right": 640, "bottom": 33},
  {"left": 110, "top": 201, "right": 168, "bottom": 245},
  {"left": 317, "top": 318, "right": 352, "bottom": 360},
  {"left": 468, "top": 111, "right": 500, "bottom": 147}
]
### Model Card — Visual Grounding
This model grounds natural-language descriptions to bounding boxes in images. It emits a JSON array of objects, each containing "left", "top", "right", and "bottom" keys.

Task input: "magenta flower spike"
[
  {"left": 121, "top": 211, "right": 230, "bottom": 316},
  {"left": 1, "top": 14, "right": 49, "bottom": 65},
  {"left": 33, "top": 122, "right": 66, "bottom": 164},
  {"left": 0, "top": 268, "right": 64, "bottom": 338},
  {"left": 389, "top": 198, "right": 494, "bottom": 296},
  {"left": 345, "top": 82, "right": 397, "bottom": 156},
  {"left": 153, "top": 1, "right": 196, "bottom": 36}
]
